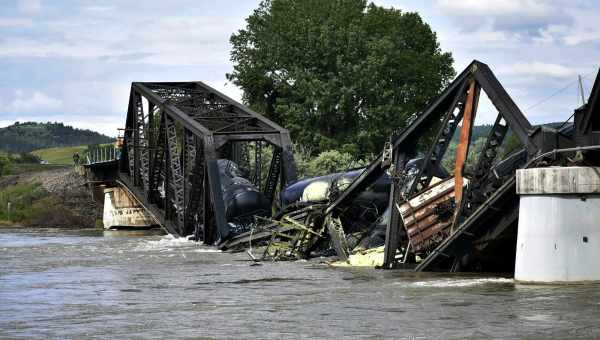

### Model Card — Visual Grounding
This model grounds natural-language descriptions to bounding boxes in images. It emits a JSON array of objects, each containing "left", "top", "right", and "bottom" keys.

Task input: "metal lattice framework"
[
  {"left": 119, "top": 82, "right": 297, "bottom": 244},
  {"left": 319, "top": 60, "right": 542, "bottom": 271}
]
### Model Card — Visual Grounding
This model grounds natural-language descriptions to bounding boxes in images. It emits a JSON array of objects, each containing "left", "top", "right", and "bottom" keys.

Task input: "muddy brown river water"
[{"left": 1, "top": 227, "right": 599, "bottom": 339}]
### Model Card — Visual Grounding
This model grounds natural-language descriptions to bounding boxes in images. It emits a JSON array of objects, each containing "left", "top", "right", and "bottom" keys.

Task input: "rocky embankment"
[{"left": 0, "top": 167, "right": 102, "bottom": 228}]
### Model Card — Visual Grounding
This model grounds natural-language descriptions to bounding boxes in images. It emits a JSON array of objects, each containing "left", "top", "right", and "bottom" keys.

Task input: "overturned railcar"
[{"left": 218, "top": 159, "right": 272, "bottom": 235}]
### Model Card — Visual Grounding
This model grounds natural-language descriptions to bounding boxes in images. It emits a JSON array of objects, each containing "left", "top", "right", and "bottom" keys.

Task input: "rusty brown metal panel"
[
  {"left": 451, "top": 80, "right": 478, "bottom": 230},
  {"left": 399, "top": 178, "right": 468, "bottom": 253},
  {"left": 402, "top": 195, "right": 453, "bottom": 226}
]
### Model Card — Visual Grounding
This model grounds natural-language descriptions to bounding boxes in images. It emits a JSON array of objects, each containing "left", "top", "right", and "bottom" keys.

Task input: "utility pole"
[{"left": 578, "top": 74, "right": 586, "bottom": 105}]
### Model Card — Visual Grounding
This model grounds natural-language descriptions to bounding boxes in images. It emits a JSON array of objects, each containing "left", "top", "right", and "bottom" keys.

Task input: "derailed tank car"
[{"left": 218, "top": 159, "right": 272, "bottom": 235}]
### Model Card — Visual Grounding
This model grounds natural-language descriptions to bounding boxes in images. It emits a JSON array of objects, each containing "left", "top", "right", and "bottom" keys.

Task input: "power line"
[
  {"left": 525, "top": 70, "right": 597, "bottom": 112},
  {"left": 525, "top": 79, "right": 578, "bottom": 111}
]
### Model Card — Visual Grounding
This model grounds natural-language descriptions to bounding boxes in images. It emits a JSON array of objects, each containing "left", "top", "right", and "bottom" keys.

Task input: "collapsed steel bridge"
[
  {"left": 214, "top": 60, "right": 596, "bottom": 272},
  {"left": 85, "top": 59, "right": 600, "bottom": 273},
  {"left": 118, "top": 81, "right": 297, "bottom": 244},
  {"left": 313, "top": 60, "right": 600, "bottom": 271},
  {"left": 212, "top": 60, "right": 545, "bottom": 271}
]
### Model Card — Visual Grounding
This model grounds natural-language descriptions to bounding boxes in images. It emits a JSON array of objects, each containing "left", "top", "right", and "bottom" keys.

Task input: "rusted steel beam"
[
  {"left": 451, "top": 80, "right": 478, "bottom": 231},
  {"left": 400, "top": 177, "right": 465, "bottom": 253},
  {"left": 415, "top": 176, "right": 517, "bottom": 272}
]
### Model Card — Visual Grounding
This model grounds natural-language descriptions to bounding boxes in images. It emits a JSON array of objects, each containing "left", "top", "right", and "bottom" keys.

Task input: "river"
[{"left": 1, "top": 227, "right": 599, "bottom": 339}]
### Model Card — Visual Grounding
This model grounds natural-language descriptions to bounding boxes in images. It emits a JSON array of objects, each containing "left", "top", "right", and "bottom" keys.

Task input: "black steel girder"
[{"left": 120, "top": 81, "right": 298, "bottom": 244}]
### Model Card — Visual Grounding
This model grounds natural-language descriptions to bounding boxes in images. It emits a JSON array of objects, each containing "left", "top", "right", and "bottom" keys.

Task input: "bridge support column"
[{"left": 516, "top": 167, "right": 600, "bottom": 282}]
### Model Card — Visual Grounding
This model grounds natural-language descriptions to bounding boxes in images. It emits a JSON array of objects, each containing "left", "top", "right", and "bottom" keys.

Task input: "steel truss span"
[
  {"left": 119, "top": 81, "right": 297, "bottom": 244},
  {"left": 317, "top": 60, "right": 544, "bottom": 271}
]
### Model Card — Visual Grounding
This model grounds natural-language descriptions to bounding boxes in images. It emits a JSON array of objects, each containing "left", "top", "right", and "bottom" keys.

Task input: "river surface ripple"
[{"left": 1, "top": 228, "right": 599, "bottom": 339}]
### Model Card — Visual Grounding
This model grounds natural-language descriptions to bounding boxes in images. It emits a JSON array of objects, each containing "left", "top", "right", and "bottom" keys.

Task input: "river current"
[{"left": 1, "top": 227, "right": 599, "bottom": 339}]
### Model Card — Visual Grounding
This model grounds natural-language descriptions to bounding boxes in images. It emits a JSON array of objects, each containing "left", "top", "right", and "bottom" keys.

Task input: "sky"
[{"left": 1, "top": 0, "right": 600, "bottom": 137}]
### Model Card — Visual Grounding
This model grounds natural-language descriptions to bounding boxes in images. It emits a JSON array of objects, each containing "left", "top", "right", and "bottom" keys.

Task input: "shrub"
[
  {"left": 292, "top": 144, "right": 313, "bottom": 179},
  {"left": 0, "top": 182, "right": 93, "bottom": 227},
  {"left": 0, "top": 182, "right": 48, "bottom": 221},
  {"left": 306, "top": 150, "right": 368, "bottom": 178}
]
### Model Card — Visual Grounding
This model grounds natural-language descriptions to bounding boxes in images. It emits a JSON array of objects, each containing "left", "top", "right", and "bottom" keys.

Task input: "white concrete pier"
[
  {"left": 103, "top": 187, "right": 156, "bottom": 229},
  {"left": 515, "top": 166, "right": 600, "bottom": 283}
]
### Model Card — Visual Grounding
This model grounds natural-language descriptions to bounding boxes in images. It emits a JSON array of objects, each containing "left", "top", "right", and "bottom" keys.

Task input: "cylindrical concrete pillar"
[{"left": 515, "top": 166, "right": 600, "bottom": 283}]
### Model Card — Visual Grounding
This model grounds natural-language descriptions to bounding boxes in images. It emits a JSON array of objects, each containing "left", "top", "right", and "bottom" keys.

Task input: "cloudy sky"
[{"left": 1, "top": 0, "right": 599, "bottom": 137}]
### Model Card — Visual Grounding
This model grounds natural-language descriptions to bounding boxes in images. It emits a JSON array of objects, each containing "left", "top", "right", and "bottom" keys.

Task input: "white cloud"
[
  {"left": 111, "top": 16, "right": 236, "bottom": 66},
  {"left": 83, "top": 6, "right": 115, "bottom": 13},
  {"left": 0, "top": 17, "right": 33, "bottom": 27},
  {"left": 1, "top": 0, "right": 598, "bottom": 133},
  {"left": 500, "top": 62, "right": 578, "bottom": 79},
  {"left": 4, "top": 90, "right": 63, "bottom": 113},
  {"left": 531, "top": 7, "right": 600, "bottom": 46},
  {"left": 0, "top": 15, "right": 236, "bottom": 67},
  {"left": 0, "top": 38, "right": 113, "bottom": 59},
  {"left": 18, "top": 0, "right": 42, "bottom": 15},
  {"left": 68, "top": 120, "right": 120, "bottom": 137},
  {"left": 559, "top": 8, "right": 600, "bottom": 46},
  {"left": 564, "top": 30, "right": 600, "bottom": 45},
  {"left": 437, "top": 0, "right": 573, "bottom": 35},
  {"left": 438, "top": 0, "right": 553, "bottom": 16}
]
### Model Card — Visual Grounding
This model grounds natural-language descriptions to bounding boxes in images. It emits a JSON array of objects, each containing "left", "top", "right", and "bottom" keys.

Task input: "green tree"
[
  {"left": 228, "top": 0, "right": 455, "bottom": 155},
  {"left": 307, "top": 150, "right": 367, "bottom": 177}
]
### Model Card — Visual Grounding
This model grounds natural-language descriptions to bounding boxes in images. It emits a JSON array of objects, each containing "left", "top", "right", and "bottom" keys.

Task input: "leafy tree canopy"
[{"left": 228, "top": 0, "right": 455, "bottom": 156}]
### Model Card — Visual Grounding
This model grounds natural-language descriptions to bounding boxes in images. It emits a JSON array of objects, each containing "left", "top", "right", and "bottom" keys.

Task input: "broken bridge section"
[
  {"left": 119, "top": 81, "right": 297, "bottom": 244},
  {"left": 316, "top": 60, "right": 543, "bottom": 271}
]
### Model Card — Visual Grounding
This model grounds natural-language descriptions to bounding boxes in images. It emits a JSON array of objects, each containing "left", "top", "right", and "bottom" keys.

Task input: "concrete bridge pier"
[
  {"left": 515, "top": 166, "right": 600, "bottom": 283},
  {"left": 103, "top": 186, "right": 157, "bottom": 229},
  {"left": 83, "top": 158, "right": 157, "bottom": 230}
]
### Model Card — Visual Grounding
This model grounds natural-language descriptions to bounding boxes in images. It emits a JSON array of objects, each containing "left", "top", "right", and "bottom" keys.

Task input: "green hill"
[{"left": 0, "top": 121, "right": 113, "bottom": 153}]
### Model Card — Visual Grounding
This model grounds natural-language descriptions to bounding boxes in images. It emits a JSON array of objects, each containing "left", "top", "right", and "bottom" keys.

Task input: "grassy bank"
[
  {"left": 0, "top": 178, "right": 96, "bottom": 228},
  {"left": 0, "top": 151, "right": 66, "bottom": 176},
  {"left": 31, "top": 145, "right": 87, "bottom": 165}
]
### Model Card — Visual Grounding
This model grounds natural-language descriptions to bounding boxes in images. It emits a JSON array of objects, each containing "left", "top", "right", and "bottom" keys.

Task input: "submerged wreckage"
[{"left": 110, "top": 60, "right": 600, "bottom": 274}]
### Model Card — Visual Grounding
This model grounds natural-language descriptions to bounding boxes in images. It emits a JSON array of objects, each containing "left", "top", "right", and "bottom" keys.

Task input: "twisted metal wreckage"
[{"left": 116, "top": 60, "right": 600, "bottom": 272}]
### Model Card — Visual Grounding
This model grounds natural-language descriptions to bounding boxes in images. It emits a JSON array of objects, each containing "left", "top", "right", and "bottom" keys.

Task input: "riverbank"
[{"left": 0, "top": 166, "right": 102, "bottom": 228}]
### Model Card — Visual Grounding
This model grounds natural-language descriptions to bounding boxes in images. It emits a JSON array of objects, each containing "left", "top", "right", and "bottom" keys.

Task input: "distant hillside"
[
  {"left": 451, "top": 122, "right": 565, "bottom": 141},
  {"left": 0, "top": 122, "right": 113, "bottom": 153}
]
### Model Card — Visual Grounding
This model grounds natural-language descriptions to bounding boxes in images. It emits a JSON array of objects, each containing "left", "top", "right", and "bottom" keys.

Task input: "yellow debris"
[{"left": 330, "top": 246, "right": 385, "bottom": 267}]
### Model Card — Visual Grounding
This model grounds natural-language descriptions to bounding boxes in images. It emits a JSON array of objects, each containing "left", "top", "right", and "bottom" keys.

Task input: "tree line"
[{"left": 0, "top": 122, "right": 113, "bottom": 154}]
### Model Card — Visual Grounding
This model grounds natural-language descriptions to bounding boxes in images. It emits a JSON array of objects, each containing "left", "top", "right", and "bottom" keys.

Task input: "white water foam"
[
  {"left": 134, "top": 234, "right": 220, "bottom": 253},
  {"left": 194, "top": 248, "right": 222, "bottom": 253},
  {"left": 410, "top": 278, "right": 513, "bottom": 288}
]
